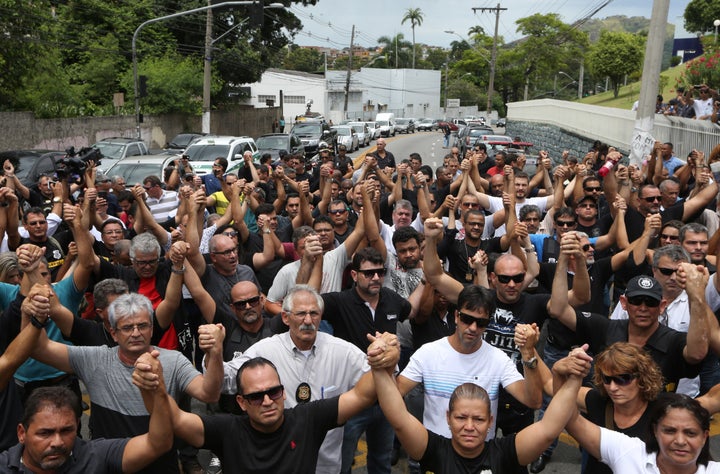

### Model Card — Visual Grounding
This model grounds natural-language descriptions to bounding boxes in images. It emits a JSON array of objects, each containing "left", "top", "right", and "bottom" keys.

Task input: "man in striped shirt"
[{"left": 142, "top": 175, "right": 179, "bottom": 224}]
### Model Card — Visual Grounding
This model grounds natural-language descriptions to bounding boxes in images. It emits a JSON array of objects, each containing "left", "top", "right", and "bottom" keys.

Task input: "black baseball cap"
[{"left": 625, "top": 275, "right": 662, "bottom": 301}]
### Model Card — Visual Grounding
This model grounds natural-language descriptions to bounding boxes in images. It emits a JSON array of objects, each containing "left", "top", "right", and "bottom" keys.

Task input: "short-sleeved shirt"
[
  {"left": 0, "top": 437, "right": 128, "bottom": 474},
  {"left": 421, "top": 431, "right": 519, "bottom": 473},
  {"left": 322, "top": 287, "right": 412, "bottom": 352},
  {"left": 200, "top": 398, "right": 340, "bottom": 474},
  {"left": 575, "top": 314, "right": 700, "bottom": 392}
]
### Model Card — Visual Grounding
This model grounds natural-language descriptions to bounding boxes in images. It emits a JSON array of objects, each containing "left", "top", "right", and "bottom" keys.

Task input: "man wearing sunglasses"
[
  {"left": 146, "top": 332, "right": 399, "bottom": 474},
  {"left": 551, "top": 243, "right": 710, "bottom": 395},
  {"left": 322, "top": 247, "right": 416, "bottom": 474},
  {"left": 220, "top": 286, "right": 370, "bottom": 474}
]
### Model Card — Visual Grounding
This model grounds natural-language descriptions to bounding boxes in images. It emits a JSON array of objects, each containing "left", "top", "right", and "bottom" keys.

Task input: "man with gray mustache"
[{"left": 216, "top": 285, "right": 369, "bottom": 474}]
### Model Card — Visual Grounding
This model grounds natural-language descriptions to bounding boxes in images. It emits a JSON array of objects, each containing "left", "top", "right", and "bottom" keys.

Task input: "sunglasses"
[
  {"left": 601, "top": 373, "right": 636, "bottom": 386},
  {"left": 578, "top": 203, "right": 597, "bottom": 209},
  {"left": 328, "top": 209, "right": 347, "bottom": 215},
  {"left": 357, "top": 268, "right": 387, "bottom": 278},
  {"left": 241, "top": 385, "right": 284, "bottom": 406},
  {"left": 232, "top": 295, "right": 261, "bottom": 309},
  {"left": 458, "top": 312, "right": 491, "bottom": 327},
  {"left": 660, "top": 233, "right": 679, "bottom": 240},
  {"left": 642, "top": 196, "right": 662, "bottom": 203},
  {"left": 626, "top": 295, "right": 661, "bottom": 307},
  {"left": 584, "top": 186, "right": 602, "bottom": 192},
  {"left": 555, "top": 220, "right": 576, "bottom": 228},
  {"left": 582, "top": 243, "right": 594, "bottom": 251},
  {"left": 496, "top": 273, "right": 525, "bottom": 284},
  {"left": 222, "top": 231, "right": 238, "bottom": 238},
  {"left": 655, "top": 267, "right": 677, "bottom": 276},
  {"left": 461, "top": 202, "right": 479, "bottom": 208}
]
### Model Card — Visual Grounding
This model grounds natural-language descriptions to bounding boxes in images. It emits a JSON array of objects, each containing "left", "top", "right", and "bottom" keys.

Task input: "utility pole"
[
  {"left": 473, "top": 3, "right": 506, "bottom": 119},
  {"left": 343, "top": 24, "right": 355, "bottom": 118},
  {"left": 202, "top": 0, "right": 213, "bottom": 134}
]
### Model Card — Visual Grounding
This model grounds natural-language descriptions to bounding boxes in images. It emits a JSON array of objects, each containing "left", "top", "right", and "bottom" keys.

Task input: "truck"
[{"left": 375, "top": 113, "right": 396, "bottom": 137}]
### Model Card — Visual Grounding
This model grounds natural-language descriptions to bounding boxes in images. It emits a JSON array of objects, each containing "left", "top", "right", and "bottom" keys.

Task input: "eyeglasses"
[
  {"left": 212, "top": 248, "right": 237, "bottom": 256},
  {"left": 655, "top": 267, "right": 677, "bottom": 276},
  {"left": 555, "top": 220, "right": 576, "bottom": 228},
  {"left": 582, "top": 243, "right": 594, "bottom": 251},
  {"left": 642, "top": 196, "right": 662, "bottom": 203},
  {"left": 290, "top": 310, "right": 321, "bottom": 318},
  {"left": 626, "top": 295, "right": 661, "bottom": 307},
  {"left": 116, "top": 322, "right": 152, "bottom": 334},
  {"left": 328, "top": 209, "right": 347, "bottom": 215},
  {"left": 601, "top": 373, "right": 637, "bottom": 386},
  {"left": 660, "top": 233, "right": 679, "bottom": 240},
  {"left": 242, "top": 385, "right": 284, "bottom": 406},
  {"left": 457, "top": 312, "right": 491, "bottom": 327},
  {"left": 231, "top": 295, "right": 261, "bottom": 309},
  {"left": 496, "top": 273, "right": 525, "bottom": 284},
  {"left": 26, "top": 220, "right": 47, "bottom": 226},
  {"left": 132, "top": 258, "right": 159, "bottom": 267},
  {"left": 222, "top": 231, "right": 238, "bottom": 238},
  {"left": 357, "top": 268, "right": 387, "bottom": 278},
  {"left": 584, "top": 186, "right": 602, "bottom": 192}
]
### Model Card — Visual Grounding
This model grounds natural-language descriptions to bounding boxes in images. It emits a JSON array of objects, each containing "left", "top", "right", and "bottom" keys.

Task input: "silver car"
[
  {"left": 348, "top": 122, "right": 371, "bottom": 147},
  {"left": 332, "top": 126, "right": 359, "bottom": 151}
]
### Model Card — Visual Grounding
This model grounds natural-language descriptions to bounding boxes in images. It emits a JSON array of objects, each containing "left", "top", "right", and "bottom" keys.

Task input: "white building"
[{"left": 242, "top": 67, "right": 442, "bottom": 124}]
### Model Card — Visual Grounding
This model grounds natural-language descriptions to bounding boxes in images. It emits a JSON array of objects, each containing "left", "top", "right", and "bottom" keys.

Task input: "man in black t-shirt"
[{"left": 151, "top": 340, "right": 399, "bottom": 474}]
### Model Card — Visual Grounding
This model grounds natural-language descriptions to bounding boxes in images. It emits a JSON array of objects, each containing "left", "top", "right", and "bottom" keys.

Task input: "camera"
[{"left": 54, "top": 147, "right": 102, "bottom": 181}]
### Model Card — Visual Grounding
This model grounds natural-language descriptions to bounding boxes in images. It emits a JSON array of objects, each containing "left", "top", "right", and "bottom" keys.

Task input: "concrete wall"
[{"left": 0, "top": 107, "right": 279, "bottom": 152}]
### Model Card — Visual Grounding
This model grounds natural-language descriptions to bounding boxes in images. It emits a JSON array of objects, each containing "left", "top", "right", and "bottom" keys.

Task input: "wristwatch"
[
  {"left": 52, "top": 197, "right": 62, "bottom": 204},
  {"left": 522, "top": 356, "right": 538, "bottom": 369}
]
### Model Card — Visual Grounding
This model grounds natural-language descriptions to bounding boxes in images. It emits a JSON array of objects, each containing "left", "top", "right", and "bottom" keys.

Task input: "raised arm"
[
  {"left": 185, "top": 323, "right": 225, "bottom": 403},
  {"left": 184, "top": 189, "right": 207, "bottom": 277},
  {"left": 547, "top": 234, "right": 579, "bottom": 331},
  {"left": 154, "top": 243, "right": 188, "bottom": 329},
  {"left": 679, "top": 262, "right": 711, "bottom": 364},
  {"left": 422, "top": 217, "right": 463, "bottom": 305},
  {"left": 504, "top": 323, "right": 545, "bottom": 410}
]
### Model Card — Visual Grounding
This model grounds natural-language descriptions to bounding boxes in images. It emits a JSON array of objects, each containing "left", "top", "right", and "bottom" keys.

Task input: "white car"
[
  {"left": 332, "top": 126, "right": 359, "bottom": 151},
  {"left": 365, "top": 121, "right": 382, "bottom": 140},
  {"left": 348, "top": 122, "right": 371, "bottom": 147}
]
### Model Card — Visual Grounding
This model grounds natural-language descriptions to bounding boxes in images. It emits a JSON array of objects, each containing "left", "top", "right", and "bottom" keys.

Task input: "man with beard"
[
  {"left": 215, "top": 281, "right": 283, "bottom": 414},
  {"left": 322, "top": 247, "right": 416, "bottom": 474},
  {"left": 679, "top": 222, "right": 716, "bottom": 271},
  {"left": 219, "top": 286, "right": 369, "bottom": 474}
]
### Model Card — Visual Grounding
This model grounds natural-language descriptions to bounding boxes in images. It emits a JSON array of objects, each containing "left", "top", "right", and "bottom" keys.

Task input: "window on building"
[
  {"left": 258, "top": 95, "right": 276, "bottom": 103},
  {"left": 285, "top": 95, "right": 306, "bottom": 104}
]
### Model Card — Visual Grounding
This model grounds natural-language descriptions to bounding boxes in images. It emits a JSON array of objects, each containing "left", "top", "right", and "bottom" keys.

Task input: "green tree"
[
  {"left": 514, "top": 13, "right": 589, "bottom": 99},
  {"left": 401, "top": 7, "right": 424, "bottom": 69},
  {"left": 377, "top": 34, "right": 413, "bottom": 68},
  {"left": 283, "top": 46, "right": 324, "bottom": 73},
  {"left": 684, "top": 0, "right": 720, "bottom": 34},
  {"left": 586, "top": 31, "right": 645, "bottom": 98},
  {"left": 425, "top": 48, "right": 449, "bottom": 70}
]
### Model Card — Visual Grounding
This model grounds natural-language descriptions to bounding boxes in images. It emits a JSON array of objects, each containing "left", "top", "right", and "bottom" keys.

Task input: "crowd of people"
[{"left": 2, "top": 131, "right": 720, "bottom": 474}]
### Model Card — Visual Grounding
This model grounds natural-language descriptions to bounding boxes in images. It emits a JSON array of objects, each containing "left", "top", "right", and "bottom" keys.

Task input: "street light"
[
  {"left": 714, "top": 19, "right": 720, "bottom": 44},
  {"left": 132, "top": 1, "right": 285, "bottom": 139}
]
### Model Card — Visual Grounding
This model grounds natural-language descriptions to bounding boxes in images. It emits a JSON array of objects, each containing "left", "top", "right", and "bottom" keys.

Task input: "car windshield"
[
  {"left": 109, "top": 163, "right": 165, "bottom": 186},
  {"left": 335, "top": 128, "right": 351, "bottom": 136},
  {"left": 292, "top": 124, "right": 321, "bottom": 134},
  {"left": 351, "top": 125, "right": 364, "bottom": 133},
  {"left": 256, "top": 137, "right": 288, "bottom": 150},
  {"left": 377, "top": 121, "right": 389, "bottom": 126},
  {"left": 184, "top": 144, "right": 230, "bottom": 162},
  {"left": 92, "top": 143, "right": 125, "bottom": 160},
  {"left": 396, "top": 119, "right": 408, "bottom": 124}
]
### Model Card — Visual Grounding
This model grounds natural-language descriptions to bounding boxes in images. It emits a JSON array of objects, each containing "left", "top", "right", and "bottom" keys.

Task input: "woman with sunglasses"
[
  {"left": 372, "top": 340, "right": 589, "bottom": 473},
  {"left": 555, "top": 342, "right": 664, "bottom": 474}
]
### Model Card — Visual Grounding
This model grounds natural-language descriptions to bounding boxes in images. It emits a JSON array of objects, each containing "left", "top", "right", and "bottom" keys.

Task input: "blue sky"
[{"left": 289, "top": 0, "right": 694, "bottom": 49}]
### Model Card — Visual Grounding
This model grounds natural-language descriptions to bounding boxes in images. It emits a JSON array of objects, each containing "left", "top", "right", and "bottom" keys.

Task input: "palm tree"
[{"left": 401, "top": 7, "right": 424, "bottom": 69}]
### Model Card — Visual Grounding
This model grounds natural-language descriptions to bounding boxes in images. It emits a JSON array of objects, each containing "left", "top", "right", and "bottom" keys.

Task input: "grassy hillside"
[{"left": 578, "top": 63, "right": 686, "bottom": 110}]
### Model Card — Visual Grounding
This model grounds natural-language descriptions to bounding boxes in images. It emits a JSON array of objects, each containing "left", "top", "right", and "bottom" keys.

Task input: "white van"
[{"left": 375, "top": 113, "right": 396, "bottom": 137}]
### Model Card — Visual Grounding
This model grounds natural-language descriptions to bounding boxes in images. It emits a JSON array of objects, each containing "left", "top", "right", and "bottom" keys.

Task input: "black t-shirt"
[
  {"left": 201, "top": 398, "right": 339, "bottom": 473},
  {"left": 322, "top": 287, "right": 412, "bottom": 352},
  {"left": 624, "top": 205, "right": 683, "bottom": 243},
  {"left": 410, "top": 306, "right": 456, "bottom": 351},
  {"left": 69, "top": 318, "right": 116, "bottom": 347},
  {"left": 583, "top": 389, "right": 657, "bottom": 474},
  {"left": 243, "top": 232, "right": 287, "bottom": 294},
  {"left": 439, "top": 229, "right": 504, "bottom": 284},
  {"left": 420, "top": 430, "right": 519, "bottom": 473},
  {"left": 575, "top": 315, "right": 701, "bottom": 392},
  {"left": 487, "top": 292, "right": 550, "bottom": 365},
  {"left": 536, "top": 258, "right": 614, "bottom": 316}
]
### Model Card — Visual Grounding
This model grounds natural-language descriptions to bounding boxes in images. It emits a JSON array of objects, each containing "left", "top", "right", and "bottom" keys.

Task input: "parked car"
[
  {"left": 165, "top": 133, "right": 206, "bottom": 152},
  {"left": 104, "top": 154, "right": 176, "bottom": 188},
  {"left": 255, "top": 133, "right": 305, "bottom": 160},
  {"left": 497, "top": 118, "right": 507, "bottom": 127},
  {"left": 0, "top": 150, "right": 65, "bottom": 186},
  {"left": 458, "top": 125, "right": 496, "bottom": 155},
  {"left": 290, "top": 121, "right": 337, "bottom": 155},
  {"left": 347, "top": 122, "right": 371, "bottom": 147},
  {"left": 91, "top": 137, "right": 150, "bottom": 172},
  {"left": 416, "top": 118, "right": 438, "bottom": 131},
  {"left": 332, "top": 126, "right": 359, "bottom": 152},
  {"left": 394, "top": 118, "right": 415, "bottom": 134},
  {"left": 375, "top": 112, "right": 396, "bottom": 137},
  {"left": 183, "top": 135, "right": 259, "bottom": 176},
  {"left": 365, "top": 121, "right": 382, "bottom": 140}
]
